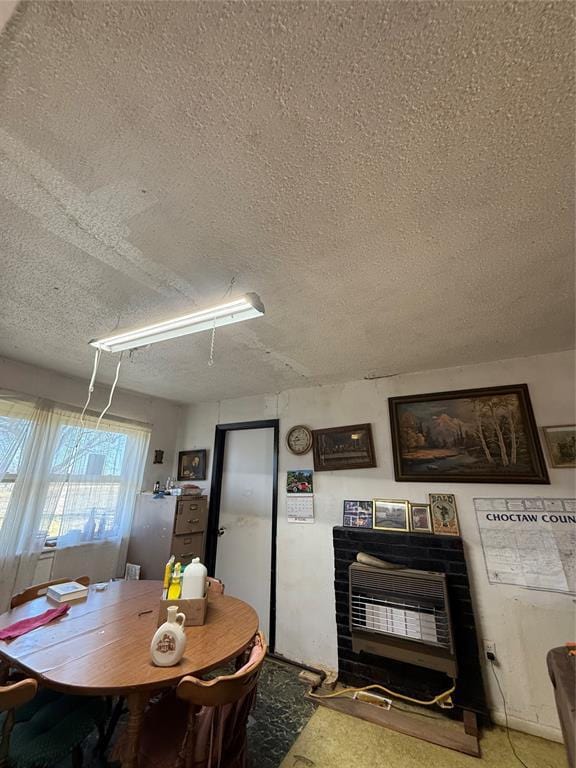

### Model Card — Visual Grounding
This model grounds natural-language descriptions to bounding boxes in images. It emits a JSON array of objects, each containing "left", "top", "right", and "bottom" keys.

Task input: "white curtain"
[
  {"left": 0, "top": 395, "right": 56, "bottom": 611},
  {"left": 0, "top": 392, "right": 150, "bottom": 611}
]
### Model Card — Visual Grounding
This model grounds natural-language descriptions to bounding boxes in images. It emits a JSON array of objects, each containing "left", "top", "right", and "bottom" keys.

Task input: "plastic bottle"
[
  {"left": 167, "top": 561, "right": 182, "bottom": 599},
  {"left": 181, "top": 558, "right": 207, "bottom": 599}
]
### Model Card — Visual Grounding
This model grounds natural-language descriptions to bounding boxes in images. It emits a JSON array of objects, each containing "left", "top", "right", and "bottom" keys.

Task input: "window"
[
  {"left": 0, "top": 396, "right": 150, "bottom": 548},
  {"left": 41, "top": 424, "right": 130, "bottom": 543}
]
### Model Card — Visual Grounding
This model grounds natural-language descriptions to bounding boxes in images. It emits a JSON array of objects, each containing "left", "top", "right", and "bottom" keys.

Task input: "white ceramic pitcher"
[{"left": 150, "top": 605, "right": 186, "bottom": 667}]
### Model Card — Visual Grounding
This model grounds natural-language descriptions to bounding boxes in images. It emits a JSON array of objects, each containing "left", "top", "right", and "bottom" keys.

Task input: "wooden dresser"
[{"left": 127, "top": 493, "right": 209, "bottom": 580}]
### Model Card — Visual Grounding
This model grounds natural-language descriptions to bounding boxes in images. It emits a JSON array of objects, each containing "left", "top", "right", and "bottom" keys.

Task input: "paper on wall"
[
  {"left": 474, "top": 497, "right": 576, "bottom": 594},
  {"left": 287, "top": 494, "right": 314, "bottom": 524}
]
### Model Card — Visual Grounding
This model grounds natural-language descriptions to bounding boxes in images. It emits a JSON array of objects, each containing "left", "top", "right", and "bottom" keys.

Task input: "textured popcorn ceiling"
[{"left": 0, "top": 0, "right": 574, "bottom": 403}]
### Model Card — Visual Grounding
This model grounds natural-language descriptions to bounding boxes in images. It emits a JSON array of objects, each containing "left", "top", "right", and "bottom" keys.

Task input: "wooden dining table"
[{"left": 0, "top": 580, "right": 259, "bottom": 768}]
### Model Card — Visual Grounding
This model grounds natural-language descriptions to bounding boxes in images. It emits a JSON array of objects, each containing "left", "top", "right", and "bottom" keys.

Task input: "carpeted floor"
[{"left": 280, "top": 706, "right": 569, "bottom": 768}]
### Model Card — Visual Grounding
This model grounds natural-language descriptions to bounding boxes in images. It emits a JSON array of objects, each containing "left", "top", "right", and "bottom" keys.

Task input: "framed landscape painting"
[
  {"left": 388, "top": 384, "right": 549, "bottom": 484},
  {"left": 373, "top": 499, "right": 409, "bottom": 531}
]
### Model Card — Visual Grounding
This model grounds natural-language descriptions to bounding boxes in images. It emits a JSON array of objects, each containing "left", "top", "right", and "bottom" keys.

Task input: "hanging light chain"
[{"left": 208, "top": 319, "right": 216, "bottom": 367}]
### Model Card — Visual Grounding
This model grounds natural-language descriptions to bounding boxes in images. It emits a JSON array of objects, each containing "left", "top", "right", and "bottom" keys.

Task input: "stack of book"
[{"left": 46, "top": 581, "right": 89, "bottom": 603}]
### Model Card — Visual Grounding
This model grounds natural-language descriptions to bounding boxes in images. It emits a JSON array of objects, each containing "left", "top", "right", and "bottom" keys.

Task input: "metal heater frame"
[{"left": 349, "top": 562, "right": 458, "bottom": 678}]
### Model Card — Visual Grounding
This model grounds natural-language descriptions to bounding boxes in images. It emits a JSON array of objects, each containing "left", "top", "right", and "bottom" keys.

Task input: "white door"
[{"left": 215, "top": 428, "right": 274, "bottom": 639}]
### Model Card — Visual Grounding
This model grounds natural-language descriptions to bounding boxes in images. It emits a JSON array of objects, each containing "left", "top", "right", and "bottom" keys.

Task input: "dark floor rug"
[
  {"left": 55, "top": 657, "right": 315, "bottom": 768},
  {"left": 248, "top": 658, "right": 316, "bottom": 768}
]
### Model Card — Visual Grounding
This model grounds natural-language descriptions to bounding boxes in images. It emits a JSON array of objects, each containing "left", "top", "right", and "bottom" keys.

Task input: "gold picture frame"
[
  {"left": 373, "top": 499, "right": 409, "bottom": 532},
  {"left": 409, "top": 503, "right": 432, "bottom": 533}
]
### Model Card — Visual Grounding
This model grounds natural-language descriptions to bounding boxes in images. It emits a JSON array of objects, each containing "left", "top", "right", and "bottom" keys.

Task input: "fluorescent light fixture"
[{"left": 90, "top": 293, "right": 264, "bottom": 353}]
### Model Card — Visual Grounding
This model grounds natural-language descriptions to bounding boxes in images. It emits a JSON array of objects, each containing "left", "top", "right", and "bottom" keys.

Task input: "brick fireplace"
[{"left": 333, "top": 526, "right": 487, "bottom": 718}]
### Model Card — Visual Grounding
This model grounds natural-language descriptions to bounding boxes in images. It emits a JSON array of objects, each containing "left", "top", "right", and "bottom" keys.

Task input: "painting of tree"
[{"left": 390, "top": 385, "right": 549, "bottom": 483}]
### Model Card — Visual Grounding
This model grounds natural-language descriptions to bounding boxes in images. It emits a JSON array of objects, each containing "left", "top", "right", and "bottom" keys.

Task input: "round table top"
[{"left": 0, "top": 580, "right": 259, "bottom": 695}]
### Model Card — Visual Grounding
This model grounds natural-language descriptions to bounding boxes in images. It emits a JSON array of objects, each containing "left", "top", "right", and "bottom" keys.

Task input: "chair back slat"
[{"left": 10, "top": 576, "right": 90, "bottom": 609}]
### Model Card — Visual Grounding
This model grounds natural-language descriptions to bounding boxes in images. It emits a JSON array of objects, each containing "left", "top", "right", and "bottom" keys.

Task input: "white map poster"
[{"left": 474, "top": 497, "right": 576, "bottom": 594}]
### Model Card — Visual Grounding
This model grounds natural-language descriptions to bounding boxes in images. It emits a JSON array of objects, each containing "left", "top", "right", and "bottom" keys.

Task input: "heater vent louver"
[
  {"left": 350, "top": 568, "right": 445, "bottom": 601},
  {"left": 349, "top": 562, "right": 457, "bottom": 678}
]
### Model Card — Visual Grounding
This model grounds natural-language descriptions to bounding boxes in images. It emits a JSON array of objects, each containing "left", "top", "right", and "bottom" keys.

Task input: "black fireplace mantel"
[{"left": 333, "top": 526, "right": 487, "bottom": 717}]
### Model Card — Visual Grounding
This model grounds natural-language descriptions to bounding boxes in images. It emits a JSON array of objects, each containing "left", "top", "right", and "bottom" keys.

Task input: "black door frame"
[{"left": 206, "top": 419, "right": 279, "bottom": 652}]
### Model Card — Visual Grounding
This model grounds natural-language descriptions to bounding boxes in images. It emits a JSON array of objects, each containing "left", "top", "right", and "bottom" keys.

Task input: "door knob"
[{"left": 217, "top": 527, "right": 226, "bottom": 537}]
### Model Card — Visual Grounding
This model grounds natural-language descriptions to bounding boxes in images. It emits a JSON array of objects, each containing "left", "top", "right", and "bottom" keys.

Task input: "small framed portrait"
[
  {"left": 409, "top": 503, "right": 432, "bottom": 533},
  {"left": 343, "top": 500, "right": 373, "bottom": 528},
  {"left": 373, "top": 499, "right": 409, "bottom": 532},
  {"left": 542, "top": 425, "right": 576, "bottom": 468},
  {"left": 177, "top": 449, "right": 207, "bottom": 481},
  {"left": 429, "top": 493, "right": 460, "bottom": 536}
]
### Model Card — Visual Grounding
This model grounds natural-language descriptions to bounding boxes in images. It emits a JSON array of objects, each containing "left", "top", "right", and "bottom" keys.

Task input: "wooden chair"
[
  {"left": 206, "top": 577, "right": 225, "bottom": 596},
  {"left": 0, "top": 677, "right": 106, "bottom": 768},
  {"left": 115, "top": 631, "right": 267, "bottom": 768},
  {"left": 0, "top": 678, "right": 37, "bottom": 768},
  {"left": 10, "top": 576, "right": 90, "bottom": 609}
]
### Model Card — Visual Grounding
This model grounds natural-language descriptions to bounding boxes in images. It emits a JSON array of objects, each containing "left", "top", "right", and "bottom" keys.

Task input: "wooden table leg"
[{"left": 123, "top": 691, "right": 147, "bottom": 768}]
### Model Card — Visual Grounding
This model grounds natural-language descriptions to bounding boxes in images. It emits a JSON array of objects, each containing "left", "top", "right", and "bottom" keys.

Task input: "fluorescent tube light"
[{"left": 90, "top": 293, "right": 264, "bottom": 353}]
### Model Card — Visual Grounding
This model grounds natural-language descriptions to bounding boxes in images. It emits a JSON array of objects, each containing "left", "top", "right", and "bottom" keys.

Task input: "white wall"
[
  {"left": 0, "top": 356, "right": 182, "bottom": 490},
  {"left": 176, "top": 349, "right": 576, "bottom": 741}
]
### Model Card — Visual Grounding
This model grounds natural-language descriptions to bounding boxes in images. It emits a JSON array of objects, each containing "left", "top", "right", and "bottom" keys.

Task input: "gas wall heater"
[{"left": 349, "top": 562, "right": 457, "bottom": 678}]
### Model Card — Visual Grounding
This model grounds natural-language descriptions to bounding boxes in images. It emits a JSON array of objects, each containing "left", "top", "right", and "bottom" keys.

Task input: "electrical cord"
[
  {"left": 79, "top": 347, "right": 101, "bottom": 428},
  {"left": 308, "top": 681, "right": 456, "bottom": 709},
  {"left": 95, "top": 352, "right": 123, "bottom": 430},
  {"left": 490, "top": 661, "right": 531, "bottom": 768}
]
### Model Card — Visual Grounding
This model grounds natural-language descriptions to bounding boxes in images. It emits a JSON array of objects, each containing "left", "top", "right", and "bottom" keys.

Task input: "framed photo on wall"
[
  {"left": 429, "top": 494, "right": 460, "bottom": 536},
  {"left": 542, "top": 425, "right": 576, "bottom": 468},
  {"left": 312, "top": 423, "right": 376, "bottom": 471},
  {"left": 343, "top": 500, "right": 373, "bottom": 528},
  {"left": 373, "top": 499, "right": 409, "bottom": 532},
  {"left": 388, "top": 384, "right": 549, "bottom": 484},
  {"left": 287, "top": 470, "right": 314, "bottom": 493},
  {"left": 409, "top": 503, "right": 432, "bottom": 533},
  {"left": 177, "top": 449, "right": 207, "bottom": 481}
]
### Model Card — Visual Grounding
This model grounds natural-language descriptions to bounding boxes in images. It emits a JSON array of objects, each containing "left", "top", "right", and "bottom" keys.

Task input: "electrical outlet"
[{"left": 483, "top": 640, "right": 497, "bottom": 661}]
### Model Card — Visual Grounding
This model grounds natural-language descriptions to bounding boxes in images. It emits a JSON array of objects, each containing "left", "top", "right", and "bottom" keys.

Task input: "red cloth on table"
[{"left": 0, "top": 604, "right": 69, "bottom": 640}]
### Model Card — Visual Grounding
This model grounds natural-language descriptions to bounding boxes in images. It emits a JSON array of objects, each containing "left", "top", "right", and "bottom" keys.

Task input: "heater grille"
[
  {"left": 349, "top": 562, "right": 457, "bottom": 677},
  {"left": 351, "top": 595, "right": 451, "bottom": 647}
]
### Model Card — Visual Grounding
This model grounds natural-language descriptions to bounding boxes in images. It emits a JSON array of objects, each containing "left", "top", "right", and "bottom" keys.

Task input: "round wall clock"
[{"left": 286, "top": 425, "right": 313, "bottom": 455}]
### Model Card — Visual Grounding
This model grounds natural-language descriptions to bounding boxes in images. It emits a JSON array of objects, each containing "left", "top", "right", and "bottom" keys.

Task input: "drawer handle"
[
  {"left": 187, "top": 518, "right": 200, "bottom": 524},
  {"left": 188, "top": 505, "right": 199, "bottom": 511}
]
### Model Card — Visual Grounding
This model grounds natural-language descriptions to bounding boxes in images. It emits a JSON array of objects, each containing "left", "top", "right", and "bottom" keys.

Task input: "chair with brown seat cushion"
[
  {"left": 114, "top": 631, "right": 266, "bottom": 768},
  {"left": 10, "top": 576, "right": 90, "bottom": 609}
]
